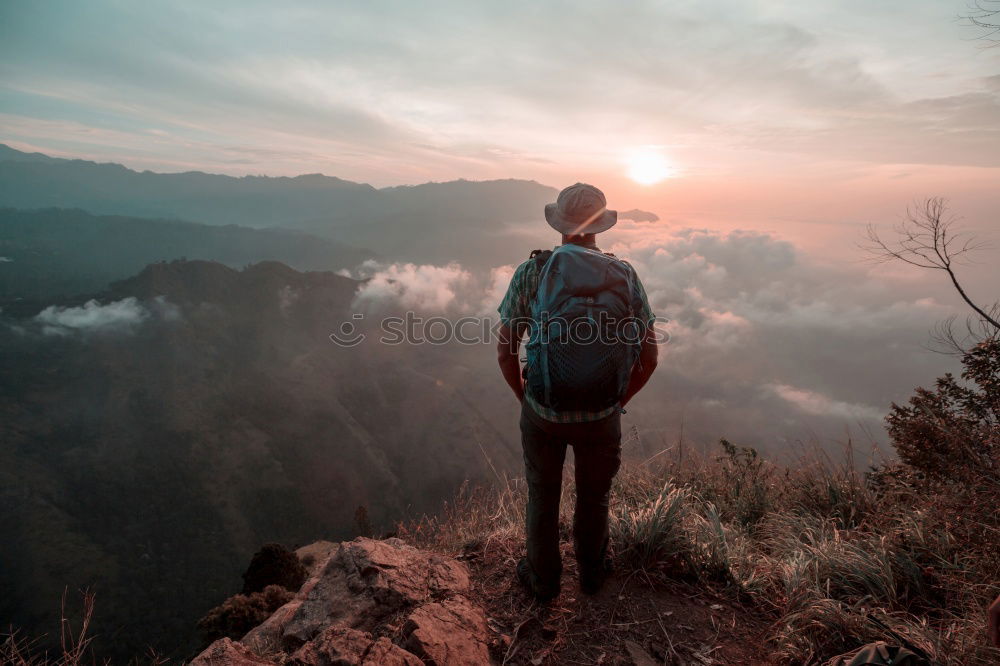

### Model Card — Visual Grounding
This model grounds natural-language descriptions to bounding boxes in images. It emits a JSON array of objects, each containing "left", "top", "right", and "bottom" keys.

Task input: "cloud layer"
[{"left": 345, "top": 223, "right": 967, "bottom": 453}]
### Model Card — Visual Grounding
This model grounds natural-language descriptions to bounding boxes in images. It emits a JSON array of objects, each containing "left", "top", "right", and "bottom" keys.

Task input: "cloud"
[
  {"left": 2, "top": 0, "right": 997, "bottom": 181},
  {"left": 334, "top": 223, "right": 974, "bottom": 451},
  {"left": 767, "top": 383, "right": 883, "bottom": 421},
  {"left": 351, "top": 260, "right": 475, "bottom": 312},
  {"left": 33, "top": 296, "right": 178, "bottom": 335},
  {"left": 0, "top": 256, "right": 12, "bottom": 262}
]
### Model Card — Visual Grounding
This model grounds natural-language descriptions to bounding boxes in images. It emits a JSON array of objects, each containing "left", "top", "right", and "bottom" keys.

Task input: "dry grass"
[
  {"left": 402, "top": 438, "right": 1000, "bottom": 665},
  {"left": 1, "top": 589, "right": 168, "bottom": 666},
  {"left": 1, "top": 589, "right": 97, "bottom": 666}
]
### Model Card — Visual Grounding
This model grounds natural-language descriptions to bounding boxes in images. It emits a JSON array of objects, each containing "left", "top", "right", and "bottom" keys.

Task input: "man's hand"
[
  {"left": 621, "top": 326, "right": 659, "bottom": 407},
  {"left": 497, "top": 323, "right": 525, "bottom": 403},
  {"left": 989, "top": 594, "right": 1000, "bottom": 647}
]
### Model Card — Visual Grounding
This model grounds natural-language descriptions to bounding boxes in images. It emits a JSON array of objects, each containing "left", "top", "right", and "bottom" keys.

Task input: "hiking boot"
[
  {"left": 579, "top": 558, "right": 613, "bottom": 595},
  {"left": 516, "top": 557, "right": 558, "bottom": 603}
]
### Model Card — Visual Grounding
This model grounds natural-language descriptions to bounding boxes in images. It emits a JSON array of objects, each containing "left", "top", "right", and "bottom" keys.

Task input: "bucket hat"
[{"left": 544, "top": 183, "right": 617, "bottom": 235}]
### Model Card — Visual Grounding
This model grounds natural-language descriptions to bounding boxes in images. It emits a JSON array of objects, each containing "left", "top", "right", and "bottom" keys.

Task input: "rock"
[
  {"left": 190, "top": 638, "right": 276, "bottom": 665},
  {"left": 364, "top": 637, "right": 424, "bottom": 666},
  {"left": 339, "top": 537, "right": 470, "bottom": 607},
  {"left": 402, "top": 595, "right": 491, "bottom": 665},
  {"left": 219, "top": 538, "right": 488, "bottom": 664},
  {"left": 296, "top": 541, "right": 339, "bottom": 576},
  {"left": 289, "top": 627, "right": 423, "bottom": 666},
  {"left": 287, "top": 627, "right": 371, "bottom": 665},
  {"left": 278, "top": 537, "right": 470, "bottom": 647},
  {"left": 242, "top": 599, "right": 303, "bottom": 655}
]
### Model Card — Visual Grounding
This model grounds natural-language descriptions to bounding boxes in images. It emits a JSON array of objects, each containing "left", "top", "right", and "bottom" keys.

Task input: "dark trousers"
[{"left": 519, "top": 402, "right": 622, "bottom": 597}]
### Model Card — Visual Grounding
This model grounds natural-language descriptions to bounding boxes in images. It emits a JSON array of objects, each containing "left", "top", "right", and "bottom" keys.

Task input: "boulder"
[
  {"left": 198, "top": 538, "right": 492, "bottom": 665},
  {"left": 364, "top": 637, "right": 425, "bottom": 666},
  {"left": 289, "top": 626, "right": 422, "bottom": 666},
  {"left": 402, "top": 596, "right": 491, "bottom": 665},
  {"left": 249, "top": 537, "right": 470, "bottom": 649},
  {"left": 190, "top": 638, "right": 276, "bottom": 666},
  {"left": 296, "top": 541, "right": 339, "bottom": 576}
]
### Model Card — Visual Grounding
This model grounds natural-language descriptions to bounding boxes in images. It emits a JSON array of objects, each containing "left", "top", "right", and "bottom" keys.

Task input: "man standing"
[{"left": 496, "top": 183, "right": 659, "bottom": 602}]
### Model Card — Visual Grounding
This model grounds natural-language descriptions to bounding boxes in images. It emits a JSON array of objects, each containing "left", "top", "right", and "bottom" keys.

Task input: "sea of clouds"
[{"left": 339, "top": 223, "right": 963, "bottom": 457}]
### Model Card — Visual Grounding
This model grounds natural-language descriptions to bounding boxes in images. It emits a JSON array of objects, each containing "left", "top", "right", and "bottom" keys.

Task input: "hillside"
[
  {"left": 0, "top": 259, "right": 520, "bottom": 660},
  {"left": 0, "top": 208, "right": 373, "bottom": 307},
  {"left": 5, "top": 312, "right": 999, "bottom": 664},
  {"left": 180, "top": 337, "right": 999, "bottom": 665},
  {"left": 181, "top": 411, "right": 999, "bottom": 665}
]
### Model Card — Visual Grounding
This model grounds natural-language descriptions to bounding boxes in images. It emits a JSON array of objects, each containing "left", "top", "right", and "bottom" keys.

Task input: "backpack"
[
  {"left": 523, "top": 244, "right": 642, "bottom": 412},
  {"left": 826, "top": 641, "right": 931, "bottom": 666}
]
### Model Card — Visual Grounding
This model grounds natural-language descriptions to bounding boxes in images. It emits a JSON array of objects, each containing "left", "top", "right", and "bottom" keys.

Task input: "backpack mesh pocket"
[{"left": 546, "top": 335, "right": 630, "bottom": 411}]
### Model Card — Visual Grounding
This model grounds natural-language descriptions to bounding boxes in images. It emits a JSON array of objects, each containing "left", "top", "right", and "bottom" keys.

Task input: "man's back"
[{"left": 498, "top": 240, "right": 655, "bottom": 422}]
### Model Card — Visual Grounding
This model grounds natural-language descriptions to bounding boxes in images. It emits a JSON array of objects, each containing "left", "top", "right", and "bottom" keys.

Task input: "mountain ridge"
[
  {"left": 0, "top": 145, "right": 659, "bottom": 269},
  {"left": 0, "top": 143, "right": 551, "bottom": 193},
  {"left": 0, "top": 207, "right": 374, "bottom": 309},
  {"left": 0, "top": 144, "right": 563, "bottom": 267}
]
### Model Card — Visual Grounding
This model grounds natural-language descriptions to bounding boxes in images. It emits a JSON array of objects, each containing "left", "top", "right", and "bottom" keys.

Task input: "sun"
[{"left": 626, "top": 148, "right": 674, "bottom": 185}]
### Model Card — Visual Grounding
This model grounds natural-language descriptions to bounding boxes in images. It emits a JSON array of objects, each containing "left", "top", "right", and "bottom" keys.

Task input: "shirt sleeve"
[
  {"left": 629, "top": 266, "right": 656, "bottom": 329},
  {"left": 497, "top": 260, "right": 532, "bottom": 331}
]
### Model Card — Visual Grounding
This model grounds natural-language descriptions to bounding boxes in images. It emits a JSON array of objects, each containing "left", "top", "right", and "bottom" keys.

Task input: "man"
[{"left": 496, "top": 183, "right": 659, "bottom": 602}]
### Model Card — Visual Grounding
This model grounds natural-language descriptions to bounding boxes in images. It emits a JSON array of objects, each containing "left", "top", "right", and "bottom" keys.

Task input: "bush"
[
  {"left": 715, "top": 438, "right": 773, "bottom": 528},
  {"left": 241, "top": 543, "right": 307, "bottom": 595},
  {"left": 886, "top": 338, "right": 999, "bottom": 485},
  {"left": 196, "top": 585, "right": 293, "bottom": 643}
]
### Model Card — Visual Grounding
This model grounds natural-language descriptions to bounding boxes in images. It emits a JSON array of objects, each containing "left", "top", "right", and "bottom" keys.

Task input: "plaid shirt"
[{"left": 497, "top": 244, "right": 655, "bottom": 423}]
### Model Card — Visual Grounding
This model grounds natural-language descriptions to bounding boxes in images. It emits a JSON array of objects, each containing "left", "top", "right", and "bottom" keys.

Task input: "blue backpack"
[{"left": 523, "top": 244, "right": 643, "bottom": 413}]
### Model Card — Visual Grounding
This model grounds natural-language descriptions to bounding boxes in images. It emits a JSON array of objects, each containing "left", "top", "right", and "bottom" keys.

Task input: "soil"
[{"left": 461, "top": 538, "right": 774, "bottom": 666}]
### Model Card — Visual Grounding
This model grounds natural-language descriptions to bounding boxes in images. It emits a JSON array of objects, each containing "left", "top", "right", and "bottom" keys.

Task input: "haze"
[
  {"left": 2, "top": 3, "right": 1000, "bottom": 657},
  {"left": 2, "top": 1, "right": 998, "bottom": 250}
]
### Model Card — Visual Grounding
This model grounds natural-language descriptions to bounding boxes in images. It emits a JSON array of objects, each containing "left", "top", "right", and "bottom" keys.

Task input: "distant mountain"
[
  {"left": 0, "top": 145, "right": 558, "bottom": 268},
  {"left": 0, "top": 208, "right": 373, "bottom": 309},
  {"left": 620, "top": 208, "right": 660, "bottom": 222},
  {"left": 0, "top": 259, "right": 519, "bottom": 660},
  {"left": 0, "top": 144, "right": 62, "bottom": 164}
]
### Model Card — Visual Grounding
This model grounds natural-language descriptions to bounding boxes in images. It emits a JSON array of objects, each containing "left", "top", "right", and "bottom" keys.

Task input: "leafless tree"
[
  {"left": 964, "top": 0, "right": 1000, "bottom": 44},
  {"left": 863, "top": 198, "right": 999, "bottom": 353}
]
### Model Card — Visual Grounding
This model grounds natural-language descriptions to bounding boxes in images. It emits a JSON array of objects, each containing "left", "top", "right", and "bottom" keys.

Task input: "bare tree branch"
[
  {"left": 963, "top": 0, "right": 1000, "bottom": 44},
  {"left": 863, "top": 197, "right": 999, "bottom": 353}
]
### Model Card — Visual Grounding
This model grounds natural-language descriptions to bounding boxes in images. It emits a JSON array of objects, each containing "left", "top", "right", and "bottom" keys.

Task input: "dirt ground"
[{"left": 462, "top": 539, "right": 773, "bottom": 666}]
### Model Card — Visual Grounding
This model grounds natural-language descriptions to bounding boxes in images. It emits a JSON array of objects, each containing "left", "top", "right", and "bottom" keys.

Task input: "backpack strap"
[
  {"left": 527, "top": 249, "right": 554, "bottom": 405},
  {"left": 528, "top": 249, "right": 554, "bottom": 301},
  {"left": 529, "top": 248, "right": 552, "bottom": 269}
]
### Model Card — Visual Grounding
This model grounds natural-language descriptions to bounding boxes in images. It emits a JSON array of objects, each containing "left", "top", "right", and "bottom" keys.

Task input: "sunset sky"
[{"left": 2, "top": 0, "right": 998, "bottom": 255}]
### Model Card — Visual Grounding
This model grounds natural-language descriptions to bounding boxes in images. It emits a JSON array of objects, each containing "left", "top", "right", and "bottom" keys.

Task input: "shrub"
[
  {"left": 196, "top": 585, "right": 293, "bottom": 643},
  {"left": 886, "top": 338, "right": 999, "bottom": 485},
  {"left": 241, "top": 543, "right": 307, "bottom": 595},
  {"left": 715, "top": 438, "right": 774, "bottom": 528}
]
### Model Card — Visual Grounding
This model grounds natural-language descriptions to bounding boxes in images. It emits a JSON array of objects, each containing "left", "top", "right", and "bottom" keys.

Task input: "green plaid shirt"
[{"left": 498, "top": 244, "right": 655, "bottom": 423}]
